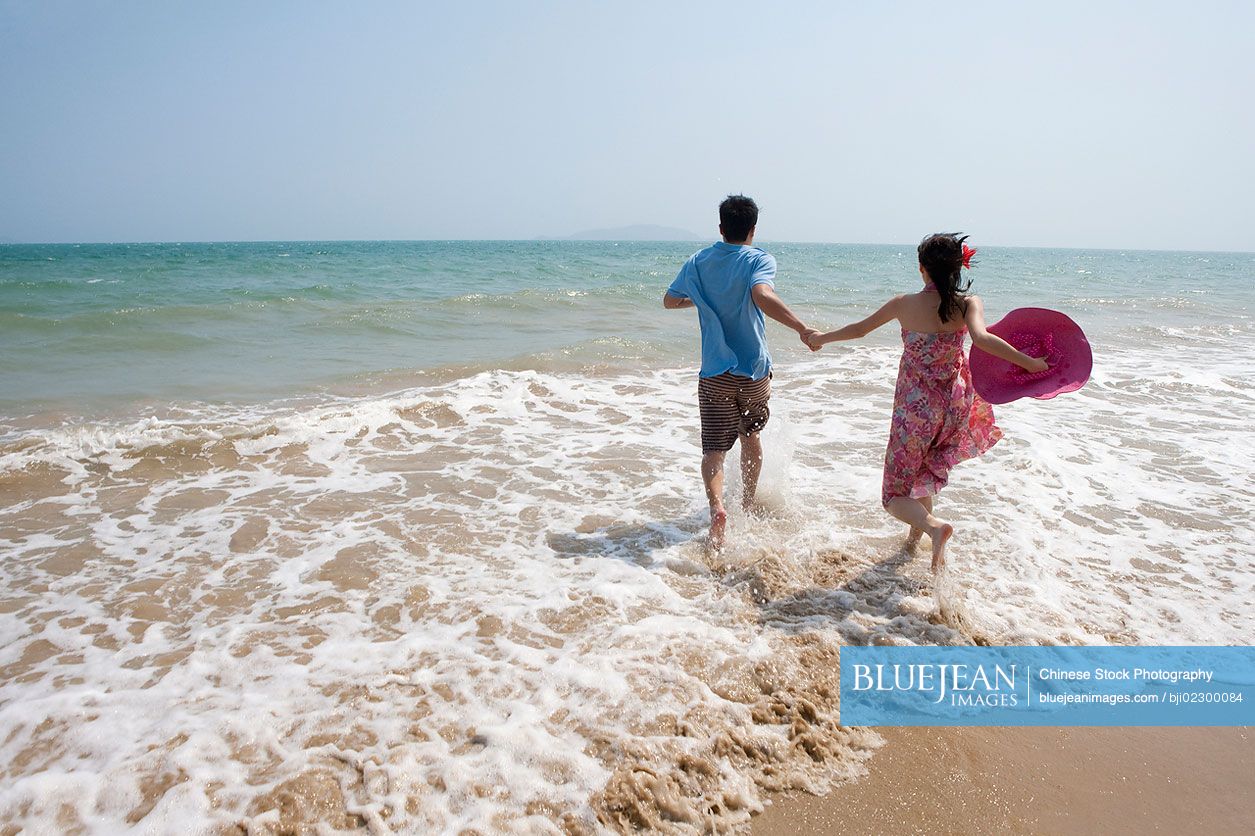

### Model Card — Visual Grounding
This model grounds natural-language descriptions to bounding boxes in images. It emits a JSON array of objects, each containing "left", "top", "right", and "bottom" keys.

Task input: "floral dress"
[{"left": 881, "top": 328, "right": 1002, "bottom": 506}]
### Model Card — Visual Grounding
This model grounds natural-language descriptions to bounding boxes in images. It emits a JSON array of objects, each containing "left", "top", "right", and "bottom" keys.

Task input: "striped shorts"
[{"left": 697, "top": 371, "right": 772, "bottom": 453}]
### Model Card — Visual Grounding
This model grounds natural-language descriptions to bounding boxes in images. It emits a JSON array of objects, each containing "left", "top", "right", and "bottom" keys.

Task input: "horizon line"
[{"left": 0, "top": 238, "right": 1252, "bottom": 256}]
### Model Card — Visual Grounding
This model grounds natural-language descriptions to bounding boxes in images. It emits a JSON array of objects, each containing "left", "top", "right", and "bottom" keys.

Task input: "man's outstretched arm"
[
  {"left": 663, "top": 292, "right": 694, "bottom": 309},
  {"left": 751, "top": 284, "right": 815, "bottom": 339}
]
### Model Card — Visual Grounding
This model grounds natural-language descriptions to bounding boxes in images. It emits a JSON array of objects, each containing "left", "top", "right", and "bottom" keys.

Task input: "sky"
[{"left": 1, "top": 1, "right": 1252, "bottom": 250}]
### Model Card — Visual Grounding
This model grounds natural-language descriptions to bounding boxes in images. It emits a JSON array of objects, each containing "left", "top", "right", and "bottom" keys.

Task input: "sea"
[{"left": 2, "top": 240, "right": 1253, "bottom": 832}]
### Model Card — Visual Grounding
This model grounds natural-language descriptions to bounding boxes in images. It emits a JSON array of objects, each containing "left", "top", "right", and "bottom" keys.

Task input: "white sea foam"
[{"left": 1, "top": 336, "right": 1252, "bottom": 830}]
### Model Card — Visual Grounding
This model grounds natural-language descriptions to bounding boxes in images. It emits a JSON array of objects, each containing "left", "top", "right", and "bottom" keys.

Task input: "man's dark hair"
[{"left": 719, "top": 195, "right": 758, "bottom": 242}]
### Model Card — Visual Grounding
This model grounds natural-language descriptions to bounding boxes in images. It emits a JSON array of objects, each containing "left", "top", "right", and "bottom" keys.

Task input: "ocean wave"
[
  {"left": 0, "top": 365, "right": 904, "bottom": 831},
  {"left": 0, "top": 353, "right": 1250, "bottom": 830}
]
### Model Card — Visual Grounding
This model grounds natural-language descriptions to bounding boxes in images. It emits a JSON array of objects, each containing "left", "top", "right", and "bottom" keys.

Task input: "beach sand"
[{"left": 752, "top": 726, "right": 1253, "bottom": 835}]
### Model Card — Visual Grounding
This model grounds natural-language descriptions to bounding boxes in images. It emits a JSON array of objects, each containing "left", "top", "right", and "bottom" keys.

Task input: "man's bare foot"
[
  {"left": 929, "top": 522, "right": 954, "bottom": 572},
  {"left": 742, "top": 497, "right": 771, "bottom": 517},
  {"left": 906, "top": 525, "right": 923, "bottom": 548},
  {"left": 709, "top": 506, "right": 728, "bottom": 550}
]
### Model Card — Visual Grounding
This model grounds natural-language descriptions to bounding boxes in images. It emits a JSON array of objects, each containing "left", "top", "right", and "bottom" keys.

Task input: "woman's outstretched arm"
[
  {"left": 964, "top": 296, "right": 1048, "bottom": 372},
  {"left": 808, "top": 296, "right": 903, "bottom": 348}
]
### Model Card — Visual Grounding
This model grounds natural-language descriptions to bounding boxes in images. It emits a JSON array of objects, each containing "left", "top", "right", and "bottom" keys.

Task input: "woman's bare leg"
[{"left": 906, "top": 495, "right": 933, "bottom": 547}]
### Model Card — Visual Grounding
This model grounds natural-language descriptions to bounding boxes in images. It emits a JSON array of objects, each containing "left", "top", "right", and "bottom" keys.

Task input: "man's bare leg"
[
  {"left": 886, "top": 496, "right": 952, "bottom": 572},
  {"left": 701, "top": 451, "right": 728, "bottom": 548},
  {"left": 739, "top": 432, "right": 763, "bottom": 512}
]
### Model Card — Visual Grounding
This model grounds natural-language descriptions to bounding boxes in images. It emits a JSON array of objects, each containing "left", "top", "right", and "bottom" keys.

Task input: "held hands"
[{"left": 800, "top": 328, "right": 824, "bottom": 352}]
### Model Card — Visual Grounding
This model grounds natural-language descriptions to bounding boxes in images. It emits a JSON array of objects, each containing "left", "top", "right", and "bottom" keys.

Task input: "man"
[{"left": 663, "top": 195, "right": 818, "bottom": 548}]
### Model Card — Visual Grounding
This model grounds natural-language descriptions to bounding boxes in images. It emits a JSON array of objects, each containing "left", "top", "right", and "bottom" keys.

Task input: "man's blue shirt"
[{"left": 667, "top": 241, "right": 776, "bottom": 379}]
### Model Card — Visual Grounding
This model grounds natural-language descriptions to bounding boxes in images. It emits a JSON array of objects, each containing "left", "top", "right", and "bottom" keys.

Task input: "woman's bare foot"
[
  {"left": 906, "top": 525, "right": 923, "bottom": 548},
  {"left": 709, "top": 506, "right": 728, "bottom": 550},
  {"left": 928, "top": 522, "right": 953, "bottom": 572}
]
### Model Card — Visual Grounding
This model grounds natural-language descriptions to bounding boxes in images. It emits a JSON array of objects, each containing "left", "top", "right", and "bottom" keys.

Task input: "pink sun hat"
[{"left": 969, "top": 307, "right": 1092, "bottom": 404}]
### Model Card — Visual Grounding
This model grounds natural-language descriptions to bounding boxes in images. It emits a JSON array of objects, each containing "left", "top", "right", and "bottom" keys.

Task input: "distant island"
[{"left": 542, "top": 224, "right": 704, "bottom": 242}]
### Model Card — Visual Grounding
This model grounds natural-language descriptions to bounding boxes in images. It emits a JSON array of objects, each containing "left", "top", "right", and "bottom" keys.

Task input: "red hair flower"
[{"left": 961, "top": 243, "right": 977, "bottom": 269}]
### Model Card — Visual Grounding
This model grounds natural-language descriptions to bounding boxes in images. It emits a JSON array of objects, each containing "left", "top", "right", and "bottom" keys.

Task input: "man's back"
[{"left": 668, "top": 241, "right": 777, "bottom": 380}]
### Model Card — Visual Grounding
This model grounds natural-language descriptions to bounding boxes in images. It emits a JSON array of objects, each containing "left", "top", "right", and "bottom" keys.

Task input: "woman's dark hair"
[
  {"left": 719, "top": 194, "right": 758, "bottom": 242},
  {"left": 917, "top": 232, "right": 972, "bottom": 322}
]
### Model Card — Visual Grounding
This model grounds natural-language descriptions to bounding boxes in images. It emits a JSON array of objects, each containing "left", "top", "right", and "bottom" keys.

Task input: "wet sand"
[{"left": 752, "top": 726, "right": 1254, "bottom": 835}]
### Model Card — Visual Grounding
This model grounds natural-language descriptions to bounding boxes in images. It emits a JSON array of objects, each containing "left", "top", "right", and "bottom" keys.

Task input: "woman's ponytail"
[{"left": 917, "top": 233, "right": 973, "bottom": 322}]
